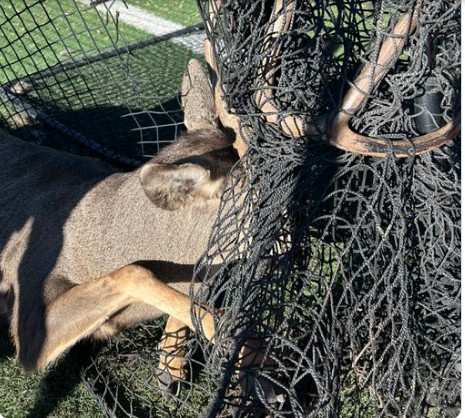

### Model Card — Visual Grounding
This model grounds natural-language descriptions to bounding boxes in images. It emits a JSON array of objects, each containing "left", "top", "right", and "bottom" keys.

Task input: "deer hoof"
[
  {"left": 157, "top": 368, "right": 182, "bottom": 400},
  {"left": 241, "top": 372, "right": 285, "bottom": 406},
  {"left": 254, "top": 375, "right": 285, "bottom": 406}
]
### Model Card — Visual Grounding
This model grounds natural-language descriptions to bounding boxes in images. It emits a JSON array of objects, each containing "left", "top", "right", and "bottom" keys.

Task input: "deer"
[
  {"left": 0, "top": 58, "right": 275, "bottom": 400},
  {"left": 0, "top": 0, "right": 459, "bottom": 408}
]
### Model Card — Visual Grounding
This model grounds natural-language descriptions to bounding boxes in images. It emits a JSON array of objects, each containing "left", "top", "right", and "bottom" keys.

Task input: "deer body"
[
  {"left": 53, "top": 164, "right": 219, "bottom": 281},
  {"left": 0, "top": 60, "right": 239, "bottom": 379},
  {"left": 0, "top": 131, "right": 219, "bottom": 311}
]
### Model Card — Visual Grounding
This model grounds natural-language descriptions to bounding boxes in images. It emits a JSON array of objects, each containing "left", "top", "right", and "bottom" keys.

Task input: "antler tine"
[
  {"left": 330, "top": 113, "right": 461, "bottom": 157},
  {"left": 254, "top": 0, "right": 324, "bottom": 137},
  {"left": 205, "top": 0, "right": 248, "bottom": 157},
  {"left": 206, "top": 0, "right": 321, "bottom": 155},
  {"left": 329, "top": 10, "right": 461, "bottom": 157},
  {"left": 206, "top": 3, "right": 459, "bottom": 158},
  {"left": 339, "top": 12, "right": 418, "bottom": 118}
]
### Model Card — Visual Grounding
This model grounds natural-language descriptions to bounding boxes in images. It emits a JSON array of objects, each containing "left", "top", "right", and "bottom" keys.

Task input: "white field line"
[{"left": 76, "top": 0, "right": 204, "bottom": 54}]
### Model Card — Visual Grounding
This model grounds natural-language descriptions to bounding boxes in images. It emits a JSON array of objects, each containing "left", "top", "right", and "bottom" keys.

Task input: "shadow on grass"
[
  {"left": 0, "top": 320, "right": 103, "bottom": 418},
  {"left": 0, "top": 321, "right": 15, "bottom": 362},
  {"left": 8, "top": 96, "right": 184, "bottom": 169},
  {"left": 24, "top": 342, "right": 101, "bottom": 418}
]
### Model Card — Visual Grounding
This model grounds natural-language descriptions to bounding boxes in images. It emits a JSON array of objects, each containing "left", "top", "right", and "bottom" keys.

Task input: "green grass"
[
  {"left": 0, "top": 0, "right": 153, "bottom": 85},
  {"left": 84, "top": 323, "right": 214, "bottom": 418},
  {"left": 0, "top": 0, "right": 201, "bottom": 87},
  {"left": 0, "top": 0, "right": 203, "bottom": 160},
  {"left": 125, "top": 0, "right": 201, "bottom": 26},
  {"left": 0, "top": 320, "right": 212, "bottom": 418},
  {"left": 0, "top": 325, "right": 105, "bottom": 418}
]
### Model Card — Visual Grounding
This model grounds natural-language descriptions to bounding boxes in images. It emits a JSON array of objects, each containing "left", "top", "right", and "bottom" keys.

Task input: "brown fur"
[{"left": 0, "top": 59, "right": 238, "bottom": 372}]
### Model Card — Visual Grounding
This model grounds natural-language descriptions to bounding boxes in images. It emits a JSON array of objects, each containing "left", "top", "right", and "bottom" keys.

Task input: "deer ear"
[
  {"left": 181, "top": 59, "right": 218, "bottom": 131},
  {"left": 139, "top": 162, "right": 222, "bottom": 210}
]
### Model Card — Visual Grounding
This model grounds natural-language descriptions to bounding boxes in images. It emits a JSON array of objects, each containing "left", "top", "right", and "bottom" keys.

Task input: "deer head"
[{"left": 139, "top": 59, "right": 238, "bottom": 211}]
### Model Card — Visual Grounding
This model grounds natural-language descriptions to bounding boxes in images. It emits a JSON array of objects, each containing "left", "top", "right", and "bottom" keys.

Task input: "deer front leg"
[
  {"left": 26, "top": 264, "right": 277, "bottom": 403},
  {"left": 27, "top": 264, "right": 216, "bottom": 371},
  {"left": 157, "top": 316, "right": 189, "bottom": 398}
]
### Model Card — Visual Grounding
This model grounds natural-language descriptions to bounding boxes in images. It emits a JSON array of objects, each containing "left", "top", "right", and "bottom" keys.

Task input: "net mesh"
[
  {"left": 0, "top": 0, "right": 203, "bottom": 165},
  {"left": 0, "top": 0, "right": 460, "bottom": 417}
]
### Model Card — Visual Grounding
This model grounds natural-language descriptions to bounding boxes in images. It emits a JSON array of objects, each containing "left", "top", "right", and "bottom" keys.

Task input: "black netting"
[
  {"left": 189, "top": 1, "right": 460, "bottom": 416},
  {"left": 0, "top": 0, "right": 460, "bottom": 417},
  {"left": 0, "top": 0, "right": 204, "bottom": 166}
]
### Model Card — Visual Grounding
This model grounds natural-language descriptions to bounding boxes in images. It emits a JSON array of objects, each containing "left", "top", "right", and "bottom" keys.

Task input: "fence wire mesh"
[
  {"left": 0, "top": 0, "right": 460, "bottom": 417},
  {"left": 0, "top": 0, "right": 203, "bottom": 166}
]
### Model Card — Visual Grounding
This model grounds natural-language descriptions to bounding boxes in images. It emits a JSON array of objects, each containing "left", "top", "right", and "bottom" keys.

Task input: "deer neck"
[{"left": 92, "top": 170, "right": 220, "bottom": 268}]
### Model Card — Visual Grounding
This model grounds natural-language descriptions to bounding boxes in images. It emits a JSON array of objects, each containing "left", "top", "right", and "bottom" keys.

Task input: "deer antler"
[
  {"left": 254, "top": 0, "right": 320, "bottom": 136},
  {"left": 252, "top": 0, "right": 328, "bottom": 137},
  {"left": 328, "top": 10, "right": 461, "bottom": 157},
  {"left": 205, "top": 0, "right": 313, "bottom": 156},
  {"left": 206, "top": 2, "right": 460, "bottom": 158},
  {"left": 205, "top": 0, "right": 248, "bottom": 157}
]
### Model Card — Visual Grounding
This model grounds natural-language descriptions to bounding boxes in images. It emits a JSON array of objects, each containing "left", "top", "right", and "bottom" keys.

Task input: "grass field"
[
  {"left": 0, "top": 0, "right": 204, "bottom": 160},
  {"left": 0, "top": 1, "right": 202, "bottom": 417},
  {"left": 0, "top": 0, "right": 199, "bottom": 81},
  {"left": 0, "top": 323, "right": 105, "bottom": 418},
  {"left": 0, "top": 1, "right": 149, "bottom": 85}
]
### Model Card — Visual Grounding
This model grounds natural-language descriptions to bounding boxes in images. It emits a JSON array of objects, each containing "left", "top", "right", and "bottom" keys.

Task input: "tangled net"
[
  {"left": 0, "top": 0, "right": 460, "bottom": 417},
  {"left": 190, "top": 1, "right": 460, "bottom": 416}
]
